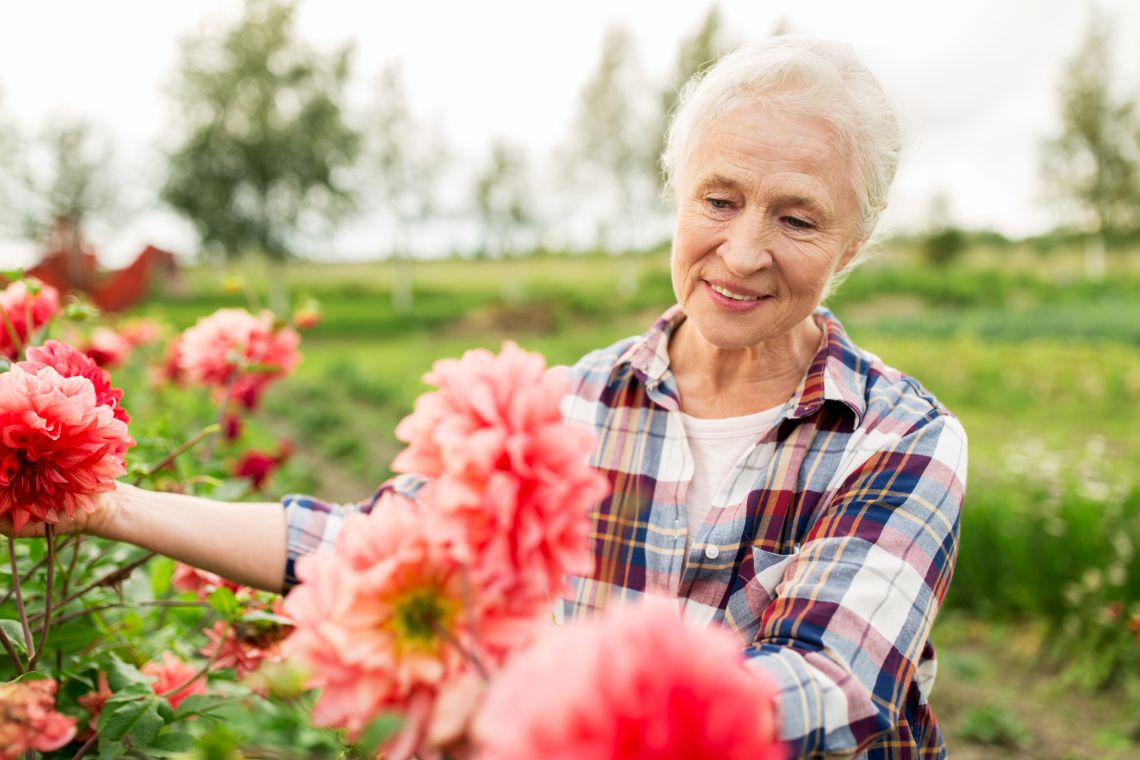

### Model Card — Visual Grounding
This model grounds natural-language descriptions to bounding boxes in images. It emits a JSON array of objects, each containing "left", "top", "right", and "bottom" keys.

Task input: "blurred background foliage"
[{"left": 1, "top": 0, "right": 1139, "bottom": 757}]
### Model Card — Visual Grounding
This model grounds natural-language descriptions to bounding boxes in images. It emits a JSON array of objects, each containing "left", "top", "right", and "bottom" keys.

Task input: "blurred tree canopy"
[
  {"left": 162, "top": 0, "right": 360, "bottom": 262},
  {"left": 18, "top": 119, "right": 117, "bottom": 246},
  {"left": 474, "top": 139, "right": 532, "bottom": 258},
  {"left": 367, "top": 62, "right": 448, "bottom": 255},
  {"left": 566, "top": 26, "right": 656, "bottom": 249},
  {"left": 656, "top": 6, "right": 730, "bottom": 187},
  {"left": 1042, "top": 9, "right": 1140, "bottom": 236}
]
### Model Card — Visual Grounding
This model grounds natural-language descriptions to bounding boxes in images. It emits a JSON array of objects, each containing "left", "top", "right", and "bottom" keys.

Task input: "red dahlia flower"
[
  {"left": 0, "top": 364, "right": 133, "bottom": 532},
  {"left": 21, "top": 340, "right": 130, "bottom": 424},
  {"left": 0, "top": 278, "right": 59, "bottom": 361}
]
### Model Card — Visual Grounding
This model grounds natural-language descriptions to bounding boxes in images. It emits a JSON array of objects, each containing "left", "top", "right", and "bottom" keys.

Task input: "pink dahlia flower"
[
  {"left": 201, "top": 619, "right": 288, "bottom": 678},
  {"left": 393, "top": 342, "right": 609, "bottom": 614},
  {"left": 84, "top": 326, "right": 133, "bottom": 368},
  {"left": 0, "top": 364, "right": 133, "bottom": 532},
  {"left": 22, "top": 340, "right": 130, "bottom": 424},
  {"left": 0, "top": 278, "right": 59, "bottom": 361},
  {"left": 475, "top": 598, "right": 786, "bottom": 760},
  {"left": 171, "top": 563, "right": 245, "bottom": 599},
  {"left": 178, "top": 308, "right": 300, "bottom": 408},
  {"left": 141, "top": 652, "right": 207, "bottom": 710},
  {"left": 0, "top": 678, "right": 77, "bottom": 758},
  {"left": 282, "top": 495, "right": 481, "bottom": 747},
  {"left": 118, "top": 317, "right": 163, "bottom": 347}
]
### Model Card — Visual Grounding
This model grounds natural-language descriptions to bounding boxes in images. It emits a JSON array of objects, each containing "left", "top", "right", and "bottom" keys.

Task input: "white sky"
[{"left": 2, "top": 0, "right": 1139, "bottom": 266}]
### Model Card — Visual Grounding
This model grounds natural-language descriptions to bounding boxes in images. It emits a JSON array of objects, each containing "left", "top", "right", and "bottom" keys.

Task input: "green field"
[{"left": 135, "top": 242, "right": 1140, "bottom": 757}]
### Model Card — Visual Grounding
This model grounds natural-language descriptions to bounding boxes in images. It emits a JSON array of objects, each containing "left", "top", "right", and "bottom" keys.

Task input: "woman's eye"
[
  {"left": 783, "top": 216, "right": 815, "bottom": 230},
  {"left": 707, "top": 197, "right": 733, "bottom": 210}
]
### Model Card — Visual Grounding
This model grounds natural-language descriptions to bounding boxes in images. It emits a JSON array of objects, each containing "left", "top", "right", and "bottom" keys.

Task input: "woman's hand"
[{"left": 0, "top": 485, "right": 125, "bottom": 539}]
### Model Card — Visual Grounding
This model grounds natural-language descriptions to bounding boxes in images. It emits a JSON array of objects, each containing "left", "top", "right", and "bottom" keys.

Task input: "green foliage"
[
  {"left": 162, "top": 0, "right": 360, "bottom": 261},
  {"left": 958, "top": 705, "right": 1033, "bottom": 748}
]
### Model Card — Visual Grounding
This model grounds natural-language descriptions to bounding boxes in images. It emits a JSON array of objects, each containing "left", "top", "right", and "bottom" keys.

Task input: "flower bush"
[{"left": 0, "top": 276, "right": 787, "bottom": 759}]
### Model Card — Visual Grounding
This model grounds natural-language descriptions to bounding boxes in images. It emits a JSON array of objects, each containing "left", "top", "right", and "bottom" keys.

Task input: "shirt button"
[{"left": 704, "top": 545, "right": 720, "bottom": 559}]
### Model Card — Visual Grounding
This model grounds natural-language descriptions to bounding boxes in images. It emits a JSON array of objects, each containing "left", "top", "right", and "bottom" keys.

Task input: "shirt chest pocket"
[{"left": 723, "top": 546, "right": 798, "bottom": 644}]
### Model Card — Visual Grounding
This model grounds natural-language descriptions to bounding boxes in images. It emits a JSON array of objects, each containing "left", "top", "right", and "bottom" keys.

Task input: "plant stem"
[
  {"left": 31, "top": 599, "right": 212, "bottom": 627},
  {"left": 7, "top": 535, "right": 34, "bottom": 656},
  {"left": 202, "top": 374, "right": 239, "bottom": 463},
  {"left": 28, "top": 525, "right": 55, "bottom": 671},
  {"left": 71, "top": 732, "right": 98, "bottom": 759},
  {"left": 431, "top": 621, "right": 489, "bottom": 681},
  {"left": 135, "top": 424, "right": 221, "bottom": 485},
  {"left": 31, "top": 551, "right": 156, "bottom": 620}
]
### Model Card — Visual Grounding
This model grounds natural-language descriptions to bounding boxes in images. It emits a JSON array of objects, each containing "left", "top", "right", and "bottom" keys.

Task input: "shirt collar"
[{"left": 617, "top": 305, "right": 867, "bottom": 426}]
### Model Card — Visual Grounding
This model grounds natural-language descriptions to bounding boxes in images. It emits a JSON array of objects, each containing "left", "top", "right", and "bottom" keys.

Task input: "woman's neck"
[{"left": 668, "top": 315, "right": 823, "bottom": 418}]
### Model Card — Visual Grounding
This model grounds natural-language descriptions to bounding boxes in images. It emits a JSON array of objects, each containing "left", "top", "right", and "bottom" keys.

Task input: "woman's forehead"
[{"left": 682, "top": 105, "right": 855, "bottom": 204}]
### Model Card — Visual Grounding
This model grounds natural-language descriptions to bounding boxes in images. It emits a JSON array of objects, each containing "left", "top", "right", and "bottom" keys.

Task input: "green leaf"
[
  {"left": 353, "top": 712, "right": 404, "bottom": 757},
  {"left": 98, "top": 696, "right": 165, "bottom": 750},
  {"left": 107, "top": 656, "right": 155, "bottom": 692},
  {"left": 240, "top": 609, "right": 293, "bottom": 627},
  {"left": 0, "top": 619, "right": 27, "bottom": 655},
  {"left": 172, "top": 692, "right": 239, "bottom": 720},
  {"left": 150, "top": 556, "right": 176, "bottom": 597},
  {"left": 11, "top": 670, "right": 49, "bottom": 683},
  {"left": 208, "top": 587, "right": 241, "bottom": 619},
  {"left": 135, "top": 730, "right": 197, "bottom": 757}
]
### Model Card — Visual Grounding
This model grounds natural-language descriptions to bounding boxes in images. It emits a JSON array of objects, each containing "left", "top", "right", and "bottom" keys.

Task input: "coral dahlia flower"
[
  {"left": 0, "top": 364, "right": 133, "bottom": 532},
  {"left": 141, "top": 652, "right": 207, "bottom": 710},
  {"left": 392, "top": 342, "right": 609, "bottom": 613},
  {"left": 282, "top": 495, "right": 482, "bottom": 745},
  {"left": 475, "top": 598, "right": 786, "bottom": 760},
  {"left": 0, "top": 678, "right": 77, "bottom": 758},
  {"left": 0, "top": 278, "right": 59, "bottom": 361},
  {"left": 21, "top": 340, "right": 130, "bottom": 424},
  {"left": 178, "top": 308, "right": 300, "bottom": 408}
]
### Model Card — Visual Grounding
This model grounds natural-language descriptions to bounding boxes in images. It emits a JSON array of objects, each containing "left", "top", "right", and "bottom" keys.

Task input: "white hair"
[{"left": 661, "top": 36, "right": 902, "bottom": 287}]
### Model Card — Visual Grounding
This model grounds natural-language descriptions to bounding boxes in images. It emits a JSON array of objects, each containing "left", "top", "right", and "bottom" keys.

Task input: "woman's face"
[{"left": 671, "top": 103, "right": 864, "bottom": 351}]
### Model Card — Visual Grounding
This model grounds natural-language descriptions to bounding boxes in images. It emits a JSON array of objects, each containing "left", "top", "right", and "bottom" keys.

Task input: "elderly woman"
[{"left": 9, "top": 36, "right": 966, "bottom": 759}]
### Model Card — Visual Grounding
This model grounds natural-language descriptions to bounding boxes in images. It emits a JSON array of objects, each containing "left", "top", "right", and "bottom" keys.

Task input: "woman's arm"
[
  {"left": 742, "top": 411, "right": 968, "bottom": 756},
  {"left": 95, "top": 483, "right": 289, "bottom": 593}
]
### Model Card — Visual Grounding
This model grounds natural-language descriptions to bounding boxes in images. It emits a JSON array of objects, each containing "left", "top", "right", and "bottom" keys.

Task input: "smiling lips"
[{"left": 705, "top": 281, "right": 770, "bottom": 311}]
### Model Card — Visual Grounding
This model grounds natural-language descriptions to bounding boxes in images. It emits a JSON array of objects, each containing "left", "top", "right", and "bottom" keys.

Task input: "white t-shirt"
[{"left": 679, "top": 404, "right": 784, "bottom": 552}]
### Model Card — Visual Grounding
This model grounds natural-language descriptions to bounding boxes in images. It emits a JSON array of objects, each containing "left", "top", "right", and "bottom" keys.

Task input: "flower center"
[{"left": 391, "top": 587, "right": 455, "bottom": 652}]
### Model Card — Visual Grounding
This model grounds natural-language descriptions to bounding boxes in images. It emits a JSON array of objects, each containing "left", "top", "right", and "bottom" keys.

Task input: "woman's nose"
[{"left": 718, "top": 214, "right": 775, "bottom": 275}]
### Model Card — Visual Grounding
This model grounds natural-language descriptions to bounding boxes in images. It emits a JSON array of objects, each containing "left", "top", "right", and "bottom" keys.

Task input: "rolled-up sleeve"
[
  {"left": 744, "top": 412, "right": 967, "bottom": 757},
  {"left": 281, "top": 474, "right": 429, "bottom": 589}
]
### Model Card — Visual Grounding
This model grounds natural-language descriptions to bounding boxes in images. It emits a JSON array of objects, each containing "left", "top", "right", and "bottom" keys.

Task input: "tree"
[
  {"left": 474, "top": 140, "right": 533, "bottom": 302},
  {"left": 162, "top": 0, "right": 360, "bottom": 264},
  {"left": 1043, "top": 9, "right": 1140, "bottom": 275},
  {"left": 366, "top": 62, "right": 449, "bottom": 312},
  {"left": 19, "top": 120, "right": 116, "bottom": 245},
  {"left": 656, "top": 6, "right": 729, "bottom": 184},
  {"left": 474, "top": 139, "right": 532, "bottom": 258},
  {"left": 565, "top": 26, "right": 657, "bottom": 252}
]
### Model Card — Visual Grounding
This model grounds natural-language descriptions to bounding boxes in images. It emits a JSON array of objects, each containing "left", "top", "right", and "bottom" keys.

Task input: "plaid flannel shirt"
[{"left": 282, "top": 305, "right": 967, "bottom": 759}]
